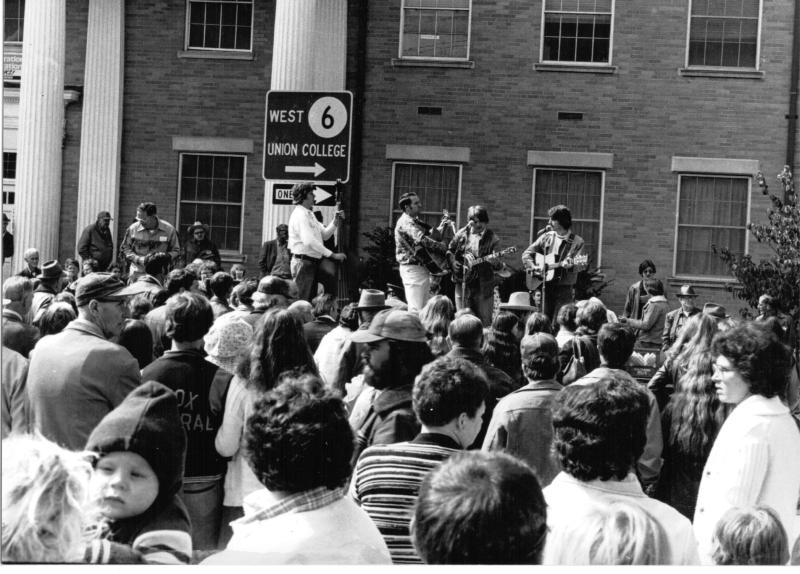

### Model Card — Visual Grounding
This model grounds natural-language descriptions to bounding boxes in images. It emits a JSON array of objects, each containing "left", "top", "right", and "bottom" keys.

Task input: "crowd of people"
[{"left": 2, "top": 187, "right": 800, "bottom": 565}]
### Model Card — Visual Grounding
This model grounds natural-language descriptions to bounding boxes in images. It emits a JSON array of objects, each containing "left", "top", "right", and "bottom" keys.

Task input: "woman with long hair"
[
  {"left": 484, "top": 311, "right": 522, "bottom": 383},
  {"left": 419, "top": 295, "right": 455, "bottom": 358}
]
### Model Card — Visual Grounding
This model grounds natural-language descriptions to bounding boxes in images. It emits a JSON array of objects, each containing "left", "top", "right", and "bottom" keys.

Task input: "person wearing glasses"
[{"left": 623, "top": 259, "right": 657, "bottom": 321}]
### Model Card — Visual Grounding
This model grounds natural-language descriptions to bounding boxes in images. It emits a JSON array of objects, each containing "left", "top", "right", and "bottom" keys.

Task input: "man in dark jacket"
[
  {"left": 77, "top": 210, "right": 115, "bottom": 271},
  {"left": 2, "top": 276, "right": 39, "bottom": 357},
  {"left": 303, "top": 293, "right": 338, "bottom": 353},
  {"left": 181, "top": 221, "right": 221, "bottom": 269},
  {"left": 258, "top": 223, "right": 291, "bottom": 279},
  {"left": 662, "top": 284, "right": 700, "bottom": 353}
]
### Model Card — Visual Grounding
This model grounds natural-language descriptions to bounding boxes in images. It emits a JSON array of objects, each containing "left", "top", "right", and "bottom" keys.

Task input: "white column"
[
  {"left": 263, "top": 0, "right": 347, "bottom": 241},
  {"left": 15, "top": 0, "right": 66, "bottom": 262},
  {"left": 75, "top": 0, "right": 125, "bottom": 259}
]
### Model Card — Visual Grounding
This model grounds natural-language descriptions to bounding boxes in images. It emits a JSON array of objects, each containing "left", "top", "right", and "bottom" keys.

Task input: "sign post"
[{"left": 263, "top": 91, "right": 353, "bottom": 183}]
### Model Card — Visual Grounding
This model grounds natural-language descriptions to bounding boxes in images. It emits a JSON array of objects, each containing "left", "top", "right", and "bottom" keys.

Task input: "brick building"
[{"left": 3, "top": 0, "right": 797, "bottom": 316}]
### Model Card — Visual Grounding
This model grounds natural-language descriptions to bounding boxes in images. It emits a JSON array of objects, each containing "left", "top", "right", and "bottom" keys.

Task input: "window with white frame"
[
  {"left": 532, "top": 169, "right": 603, "bottom": 266},
  {"left": 675, "top": 174, "right": 748, "bottom": 277},
  {"left": 186, "top": 0, "right": 253, "bottom": 52},
  {"left": 2, "top": 152, "right": 16, "bottom": 206},
  {"left": 687, "top": 0, "right": 759, "bottom": 68},
  {"left": 178, "top": 153, "right": 245, "bottom": 252},
  {"left": 4, "top": 0, "right": 24, "bottom": 43},
  {"left": 391, "top": 162, "right": 461, "bottom": 229},
  {"left": 542, "top": 0, "right": 613, "bottom": 64},
  {"left": 400, "top": 0, "right": 471, "bottom": 60}
]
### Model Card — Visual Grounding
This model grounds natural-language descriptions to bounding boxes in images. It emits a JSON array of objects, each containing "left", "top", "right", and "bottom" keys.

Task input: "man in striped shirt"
[{"left": 350, "top": 356, "right": 488, "bottom": 564}]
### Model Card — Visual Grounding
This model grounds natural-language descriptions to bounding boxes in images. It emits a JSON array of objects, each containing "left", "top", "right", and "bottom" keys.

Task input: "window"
[
  {"left": 4, "top": 0, "right": 24, "bottom": 43},
  {"left": 2, "top": 152, "right": 16, "bottom": 205},
  {"left": 542, "top": 0, "right": 613, "bottom": 64},
  {"left": 178, "top": 153, "right": 245, "bottom": 252},
  {"left": 687, "top": 0, "right": 759, "bottom": 68},
  {"left": 531, "top": 169, "right": 603, "bottom": 266},
  {"left": 186, "top": 0, "right": 252, "bottom": 51},
  {"left": 675, "top": 175, "right": 748, "bottom": 277},
  {"left": 400, "top": 0, "right": 470, "bottom": 60},
  {"left": 391, "top": 162, "right": 461, "bottom": 228}
]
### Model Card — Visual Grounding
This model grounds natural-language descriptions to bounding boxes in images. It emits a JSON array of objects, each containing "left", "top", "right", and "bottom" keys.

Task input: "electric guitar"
[
  {"left": 452, "top": 246, "right": 518, "bottom": 283},
  {"left": 525, "top": 253, "right": 588, "bottom": 290}
]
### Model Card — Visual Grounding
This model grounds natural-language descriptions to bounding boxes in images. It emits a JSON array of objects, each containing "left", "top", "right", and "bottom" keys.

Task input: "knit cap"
[
  {"left": 204, "top": 318, "right": 253, "bottom": 375},
  {"left": 86, "top": 381, "right": 186, "bottom": 504}
]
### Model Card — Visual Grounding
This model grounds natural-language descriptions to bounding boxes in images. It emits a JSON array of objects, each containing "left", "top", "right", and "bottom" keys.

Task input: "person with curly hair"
[
  {"left": 205, "top": 374, "right": 390, "bottom": 564},
  {"left": 483, "top": 311, "right": 523, "bottom": 383},
  {"left": 544, "top": 373, "right": 699, "bottom": 564},
  {"left": 33, "top": 301, "right": 77, "bottom": 337},
  {"left": 693, "top": 322, "right": 800, "bottom": 564},
  {"left": 419, "top": 294, "right": 455, "bottom": 358}
]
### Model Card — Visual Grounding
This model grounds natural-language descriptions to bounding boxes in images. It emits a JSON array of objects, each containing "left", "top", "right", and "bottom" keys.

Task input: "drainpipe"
[
  {"left": 348, "top": 0, "right": 368, "bottom": 269},
  {"left": 787, "top": 0, "right": 800, "bottom": 201}
]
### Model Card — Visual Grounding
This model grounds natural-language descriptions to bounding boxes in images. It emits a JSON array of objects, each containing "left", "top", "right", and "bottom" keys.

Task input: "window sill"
[
  {"left": 220, "top": 251, "right": 247, "bottom": 264},
  {"left": 534, "top": 63, "right": 617, "bottom": 74},
  {"left": 666, "top": 276, "right": 740, "bottom": 290},
  {"left": 391, "top": 58, "right": 475, "bottom": 69},
  {"left": 678, "top": 67, "right": 763, "bottom": 79},
  {"left": 177, "top": 50, "right": 254, "bottom": 61}
]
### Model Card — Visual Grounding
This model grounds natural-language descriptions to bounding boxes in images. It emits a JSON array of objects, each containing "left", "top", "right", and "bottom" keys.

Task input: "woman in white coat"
[{"left": 693, "top": 322, "right": 800, "bottom": 564}]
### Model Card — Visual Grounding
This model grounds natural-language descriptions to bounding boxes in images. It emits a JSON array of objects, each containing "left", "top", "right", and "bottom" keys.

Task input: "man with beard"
[
  {"left": 349, "top": 309, "right": 433, "bottom": 458},
  {"left": 258, "top": 223, "right": 292, "bottom": 279},
  {"left": 77, "top": 210, "right": 115, "bottom": 271}
]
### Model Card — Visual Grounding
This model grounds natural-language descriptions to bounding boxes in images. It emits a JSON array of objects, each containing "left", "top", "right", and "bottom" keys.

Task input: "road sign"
[
  {"left": 272, "top": 182, "right": 337, "bottom": 207},
  {"left": 263, "top": 91, "right": 353, "bottom": 183}
]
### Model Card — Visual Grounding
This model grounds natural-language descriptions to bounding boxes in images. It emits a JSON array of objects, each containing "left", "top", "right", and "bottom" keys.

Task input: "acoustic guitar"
[
  {"left": 525, "top": 252, "right": 588, "bottom": 290},
  {"left": 452, "top": 246, "right": 518, "bottom": 283}
]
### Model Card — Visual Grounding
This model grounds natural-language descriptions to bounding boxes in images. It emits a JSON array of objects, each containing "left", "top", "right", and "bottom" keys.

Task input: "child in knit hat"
[{"left": 84, "top": 381, "right": 192, "bottom": 564}]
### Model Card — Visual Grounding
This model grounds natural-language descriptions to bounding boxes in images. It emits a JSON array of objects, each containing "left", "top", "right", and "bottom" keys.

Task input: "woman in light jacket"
[{"left": 621, "top": 278, "right": 668, "bottom": 354}]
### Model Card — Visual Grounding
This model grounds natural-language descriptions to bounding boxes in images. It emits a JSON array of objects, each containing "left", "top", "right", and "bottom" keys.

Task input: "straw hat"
[{"left": 498, "top": 291, "right": 535, "bottom": 311}]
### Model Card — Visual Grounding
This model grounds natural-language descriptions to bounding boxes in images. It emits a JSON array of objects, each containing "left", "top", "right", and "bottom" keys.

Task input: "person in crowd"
[
  {"left": 303, "top": 293, "right": 338, "bottom": 353},
  {"left": 217, "top": 277, "right": 257, "bottom": 325},
  {"left": 349, "top": 309, "right": 433, "bottom": 456},
  {"left": 411, "top": 450, "right": 548, "bottom": 564},
  {"left": 710, "top": 505, "right": 790, "bottom": 566},
  {"left": 554, "top": 303, "right": 577, "bottom": 349},
  {"left": 521, "top": 205, "right": 587, "bottom": 327},
  {"left": 662, "top": 284, "right": 700, "bottom": 354},
  {"left": 483, "top": 310, "right": 523, "bottom": 383},
  {"left": 258, "top": 223, "right": 292, "bottom": 279},
  {"left": 2, "top": 276, "right": 39, "bottom": 357},
  {"left": 2, "top": 212, "right": 13, "bottom": 265},
  {"left": 497, "top": 292, "right": 535, "bottom": 338},
  {"left": 445, "top": 313, "right": 515, "bottom": 447},
  {"left": 288, "top": 183, "right": 345, "bottom": 302},
  {"left": 525, "top": 311, "right": 553, "bottom": 335},
  {"left": 26, "top": 273, "right": 147, "bottom": 450},
  {"left": 243, "top": 275, "right": 294, "bottom": 327},
  {"left": 558, "top": 298, "right": 605, "bottom": 382},
  {"left": 693, "top": 322, "right": 800, "bottom": 564},
  {"left": 623, "top": 259, "right": 657, "bottom": 320},
  {"left": 117, "top": 315, "right": 154, "bottom": 370},
  {"left": 85, "top": 381, "right": 192, "bottom": 564},
  {"left": 2, "top": 434, "right": 96, "bottom": 563},
  {"left": 544, "top": 374, "right": 699, "bottom": 564},
  {"left": 620, "top": 277, "right": 668, "bottom": 354},
  {"left": 82, "top": 257, "right": 99, "bottom": 276},
  {"left": 107, "top": 261, "right": 125, "bottom": 282},
  {"left": 755, "top": 293, "right": 797, "bottom": 348},
  {"left": 34, "top": 301, "right": 77, "bottom": 337},
  {"left": 127, "top": 292, "right": 152, "bottom": 321},
  {"left": 446, "top": 205, "right": 503, "bottom": 326},
  {"left": 2, "top": 345, "right": 30, "bottom": 438},
  {"left": 571, "top": 322, "right": 664, "bottom": 494},
  {"left": 287, "top": 298, "right": 314, "bottom": 324},
  {"left": 205, "top": 374, "right": 390, "bottom": 564},
  {"left": 419, "top": 294, "right": 455, "bottom": 357},
  {"left": 228, "top": 262, "right": 246, "bottom": 282},
  {"left": 77, "top": 210, "right": 114, "bottom": 271},
  {"left": 30, "top": 260, "right": 64, "bottom": 323},
  {"left": 385, "top": 282, "right": 407, "bottom": 310},
  {"left": 214, "top": 308, "right": 318, "bottom": 543},
  {"left": 181, "top": 221, "right": 221, "bottom": 269},
  {"left": 120, "top": 202, "right": 180, "bottom": 282},
  {"left": 351, "top": 356, "right": 488, "bottom": 563},
  {"left": 543, "top": 499, "right": 669, "bottom": 565},
  {"left": 16, "top": 247, "right": 41, "bottom": 279},
  {"left": 703, "top": 302, "right": 735, "bottom": 330},
  {"left": 64, "top": 257, "right": 81, "bottom": 287},
  {"left": 141, "top": 292, "right": 232, "bottom": 550},
  {"left": 207, "top": 271, "right": 235, "bottom": 319},
  {"left": 53, "top": 290, "right": 78, "bottom": 313},
  {"left": 314, "top": 302, "right": 358, "bottom": 389},
  {"left": 483, "top": 332, "right": 562, "bottom": 485},
  {"left": 144, "top": 267, "right": 198, "bottom": 358},
  {"left": 133, "top": 251, "right": 171, "bottom": 301},
  {"left": 648, "top": 312, "right": 718, "bottom": 411}
]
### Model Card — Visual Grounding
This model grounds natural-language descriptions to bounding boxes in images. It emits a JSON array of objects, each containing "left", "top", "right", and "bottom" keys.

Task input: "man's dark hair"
[
  {"left": 525, "top": 312, "right": 552, "bottom": 335},
  {"left": 598, "top": 323, "right": 636, "bottom": 368},
  {"left": 398, "top": 191, "right": 419, "bottom": 210},
  {"left": 365, "top": 340, "right": 434, "bottom": 391},
  {"left": 552, "top": 375, "right": 649, "bottom": 481},
  {"left": 412, "top": 356, "right": 488, "bottom": 426},
  {"left": 208, "top": 271, "right": 235, "bottom": 300},
  {"left": 150, "top": 287, "right": 169, "bottom": 308},
  {"left": 137, "top": 202, "right": 157, "bottom": 216},
  {"left": 128, "top": 293, "right": 153, "bottom": 320},
  {"left": 547, "top": 204, "right": 572, "bottom": 230},
  {"left": 448, "top": 314, "right": 483, "bottom": 349},
  {"left": 35, "top": 302, "right": 76, "bottom": 337},
  {"left": 467, "top": 205, "right": 489, "bottom": 223},
  {"left": 521, "top": 335, "right": 560, "bottom": 380},
  {"left": 245, "top": 373, "right": 353, "bottom": 493},
  {"left": 576, "top": 300, "right": 607, "bottom": 332},
  {"left": 643, "top": 278, "right": 664, "bottom": 296},
  {"left": 557, "top": 303, "right": 577, "bottom": 331},
  {"left": 711, "top": 322, "right": 791, "bottom": 399},
  {"left": 231, "top": 278, "right": 258, "bottom": 307},
  {"left": 291, "top": 182, "right": 315, "bottom": 204},
  {"left": 164, "top": 291, "right": 214, "bottom": 343},
  {"left": 638, "top": 259, "right": 656, "bottom": 276},
  {"left": 412, "top": 451, "right": 547, "bottom": 564},
  {"left": 143, "top": 251, "right": 171, "bottom": 276},
  {"left": 164, "top": 268, "right": 196, "bottom": 295},
  {"left": 338, "top": 302, "right": 358, "bottom": 329},
  {"left": 312, "top": 293, "right": 336, "bottom": 318}
]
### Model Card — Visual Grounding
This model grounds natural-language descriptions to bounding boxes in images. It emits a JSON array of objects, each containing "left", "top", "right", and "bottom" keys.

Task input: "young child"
[
  {"left": 711, "top": 505, "right": 789, "bottom": 565},
  {"left": 84, "top": 381, "right": 192, "bottom": 564},
  {"left": 2, "top": 433, "right": 96, "bottom": 563}
]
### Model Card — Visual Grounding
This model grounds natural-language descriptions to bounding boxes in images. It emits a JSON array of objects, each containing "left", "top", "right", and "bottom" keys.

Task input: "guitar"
[
  {"left": 453, "top": 246, "right": 518, "bottom": 283},
  {"left": 397, "top": 219, "right": 451, "bottom": 277},
  {"left": 525, "top": 253, "right": 588, "bottom": 290}
]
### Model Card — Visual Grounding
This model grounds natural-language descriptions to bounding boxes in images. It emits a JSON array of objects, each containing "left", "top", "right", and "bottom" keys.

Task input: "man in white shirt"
[{"left": 287, "top": 182, "right": 345, "bottom": 302}]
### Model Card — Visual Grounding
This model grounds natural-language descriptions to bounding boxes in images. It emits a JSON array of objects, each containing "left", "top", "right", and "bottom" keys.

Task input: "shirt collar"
[
  {"left": 731, "top": 394, "right": 788, "bottom": 417},
  {"left": 412, "top": 432, "right": 462, "bottom": 449},
  {"left": 553, "top": 471, "right": 646, "bottom": 498},
  {"left": 240, "top": 486, "right": 345, "bottom": 524}
]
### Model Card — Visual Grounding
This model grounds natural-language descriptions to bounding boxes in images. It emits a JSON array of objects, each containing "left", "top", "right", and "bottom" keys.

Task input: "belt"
[{"left": 293, "top": 254, "right": 320, "bottom": 262}]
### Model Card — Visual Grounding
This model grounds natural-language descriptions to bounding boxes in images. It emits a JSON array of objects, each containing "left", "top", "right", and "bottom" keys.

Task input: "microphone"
[{"left": 537, "top": 225, "right": 553, "bottom": 236}]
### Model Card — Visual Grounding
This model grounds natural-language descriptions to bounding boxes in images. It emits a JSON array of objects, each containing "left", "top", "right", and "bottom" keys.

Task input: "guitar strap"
[{"left": 551, "top": 232, "right": 574, "bottom": 282}]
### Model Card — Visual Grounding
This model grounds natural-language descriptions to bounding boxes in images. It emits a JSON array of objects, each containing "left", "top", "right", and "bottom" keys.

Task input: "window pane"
[
  {"left": 187, "top": 0, "right": 252, "bottom": 51},
  {"left": 220, "top": 25, "right": 236, "bottom": 49},
  {"left": 220, "top": 3, "right": 237, "bottom": 25},
  {"left": 688, "top": 2, "right": 759, "bottom": 68},
  {"left": 401, "top": 3, "right": 469, "bottom": 59},
  {"left": 237, "top": 3, "right": 252, "bottom": 26},
  {"left": 391, "top": 163, "right": 459, "bottom": 229}
]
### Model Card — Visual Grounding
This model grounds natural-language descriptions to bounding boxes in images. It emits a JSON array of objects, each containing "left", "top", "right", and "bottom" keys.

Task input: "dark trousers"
[{"left": 542, "top": 283, "right": 574, "bottom": 328}]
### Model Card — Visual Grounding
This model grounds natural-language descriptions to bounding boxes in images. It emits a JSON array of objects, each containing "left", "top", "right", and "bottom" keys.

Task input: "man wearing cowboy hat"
[
  {"left": 499, "top": 291, "right": 537, "bottom": 326},
  {"left": 661, "top": 284, "right": 701, "bottom": 353},
  {"left": 29, "top": 260, "right": 65, "bottom": 323},
  {"left": 121, "top": 202, "right": 180, "bottom": 283},
  {"left": 77, "top": 210, "right": 115, "bottom": 271},
  {"left": 181, "top": 220, "right": 221, "bottom": 269}
]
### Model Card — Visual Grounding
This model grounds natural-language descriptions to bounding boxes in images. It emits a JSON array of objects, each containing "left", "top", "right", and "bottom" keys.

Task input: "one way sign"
[{"left": 272, "top": 182, "right": 337, "bottom": 207}]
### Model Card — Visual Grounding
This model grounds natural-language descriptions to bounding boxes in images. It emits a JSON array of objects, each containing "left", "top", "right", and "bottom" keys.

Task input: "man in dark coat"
[
  {"left": 2, "top": 212, "right": 13, "bottom": 264},
  {"left": 303, "top": 293, "right": 338, "bottom": 353},
  {"left": 77, "top": 210, "right": 115, "bottom": 271},
  {"left": 181, "top": 221, "right": 221, "bottom": 269},
  {"left": 258, "top": 223, "right": 291, "bottom": 279},
  {"left": 2, "top": 276, "right": 40, "bottom": 357},
  {"left": 661, "top": 284, "right": 700, "bottom": 353}
]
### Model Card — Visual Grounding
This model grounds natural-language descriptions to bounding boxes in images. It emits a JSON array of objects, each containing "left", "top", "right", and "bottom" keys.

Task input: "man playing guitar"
[{"left": 521, "top": 204, "right": 587, "bottom": 326}]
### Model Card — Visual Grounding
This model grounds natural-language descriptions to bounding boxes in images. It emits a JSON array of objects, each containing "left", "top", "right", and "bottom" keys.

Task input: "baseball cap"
[
  {"left": 350, "top": 308, "right": 428, "bottom": 344},
  {"left": 74, "top": 273, "right": 152, "bottom": 307},
  {"left": 520, "top": 332, "right": 559, "bottom": 360},
  {"left": 97, "top": 210, "right": 113, "bottom": 220}
]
